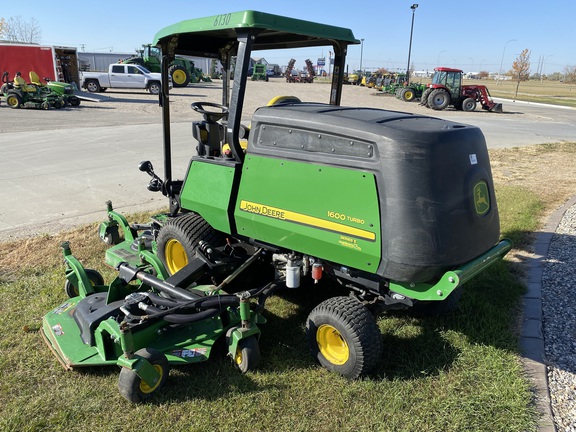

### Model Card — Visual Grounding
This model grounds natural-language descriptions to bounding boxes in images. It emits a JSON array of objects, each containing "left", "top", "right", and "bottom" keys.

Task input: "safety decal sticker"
[
  {"left": 172, "top": 348, "right": 208, "bottom": 358},
  {"left": 52, "top": 302, "right": 73, "bottom": 315},
  {"left": 52, "top": 324, "right": 64, "bottom": 337}
]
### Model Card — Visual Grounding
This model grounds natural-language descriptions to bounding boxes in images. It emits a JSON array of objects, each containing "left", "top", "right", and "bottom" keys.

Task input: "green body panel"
[
  {"left": 234, "top": 155, "right": 381, "bottom": 272},
  {"left": 153, "top": 11, "right": 358, "bottom": 48},
  {"left": 388, "top": 239, "right": 513, "bottom": 301},
  {"left": 180, "top": 160, "right": 238, "bottom": 234}
]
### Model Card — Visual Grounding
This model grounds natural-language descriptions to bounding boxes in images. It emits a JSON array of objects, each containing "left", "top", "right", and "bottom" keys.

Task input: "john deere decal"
[{"left": 474, "top": 181, "right": 490, "bottom": 216}]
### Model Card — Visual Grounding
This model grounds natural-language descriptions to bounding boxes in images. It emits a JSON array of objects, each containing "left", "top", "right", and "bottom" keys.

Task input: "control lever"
[{"left": 138, "top": 160, "right": 163, "bottom": 192}]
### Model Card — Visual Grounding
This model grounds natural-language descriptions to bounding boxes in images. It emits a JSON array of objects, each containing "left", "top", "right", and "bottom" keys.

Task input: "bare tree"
[
  {"left": 2, "top": 16, "right": 42, "bottom": 43},
  {"left": 0, "top": 18, "right": 7, "bottom": 38},
  {"left": 509, "top": 48, "right": 531, "bottom": 99},
  {"left": 563, "top": 65, "right": 576, "bottom": 84}
]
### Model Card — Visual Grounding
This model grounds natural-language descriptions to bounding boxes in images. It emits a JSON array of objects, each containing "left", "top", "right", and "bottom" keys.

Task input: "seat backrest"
[
  {"left": 29, "top": 71, "right": 43, "bottom": 86},
  {"left": 14, "top": 76, "right": 38, "bottom": 93},
  {"left": 14, "top": 76, "right": 27, "bottom": 87}
]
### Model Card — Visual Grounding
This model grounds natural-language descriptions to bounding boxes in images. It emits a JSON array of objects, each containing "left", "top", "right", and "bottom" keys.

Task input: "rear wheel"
[
  {"left": 118, "top": 348, "right": 170, "bottom": 403},
  {"left": 420, "top": 88, "right": 432, "bottom": 107},
  {"left": 429, "top": 89, "right": 450, "bottom": 110},
  {"left": 6, "top": 93, "right": 22, "bottom": 108},
  {"left": 306, "top": 296, "right": 382, "bottom": 379},
  {"left": 85, "top": 80, "right": 101, "bottom": 93},
  {"left": 169, "top": 65, "right": 190, "bottom": 87},
  {"left": 156, "top": 213, "right": 226, "bottom": 275},
  {"left": 462, "top": 97, "right": 477, "bottom": 112}
]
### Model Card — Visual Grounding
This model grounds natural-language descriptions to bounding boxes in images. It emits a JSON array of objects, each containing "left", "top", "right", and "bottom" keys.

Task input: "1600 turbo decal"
[{"left": 239, "top": 200, "right": 376, "bottom": 242}]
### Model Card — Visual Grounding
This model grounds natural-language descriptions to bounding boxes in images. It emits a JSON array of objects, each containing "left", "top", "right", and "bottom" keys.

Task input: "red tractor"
[{"left": 421, "top": 67, "right": 503, "bottom": 112}]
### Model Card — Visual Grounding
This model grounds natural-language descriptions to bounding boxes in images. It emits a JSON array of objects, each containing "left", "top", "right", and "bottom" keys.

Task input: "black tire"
[
  {"left": 85, "top": 80, "right": 101, "bottom": 93},
  {"left": 148, "top": 81, "right": 161, "bottom": 95},
  {"left": 400, "top": 87, "right": 416, "bottom": 102},
  {"left": 168, "top": 65, "right": 190, "bottom": 87},
  {"left": 101, "top": 225, "right": 120, "bottom": 245},
  {"left": 70, "top": 97, "right": 81, "bottom": 107},
  {"left": 234, "top": 336, "right": 261, "bottom": 373},
  {"left": 429, "top": 89, "right": 450, "bottom": 110},
  {"left": 410, "top": 286, "right": 463, "bottom": 316},
  {"left": 306, "top": 296, "right": 382, "bottom": 379},
  {"left": 156, "top": 213, "right": 226, "bottom": 275},
  {"left": 420, "top": 88, "right": 432, "bottom": 107},
  {"left": 64, "top": 269, "right": 104, "bottom": 298},
  {"left": 462, "top": 97, "right": 477, "bottom": 112},
  {"left": 6, "top": 93, "right": 22, "bottom": 108},
  {"left": 118, "top": 348, "right": 170, "bottom": 403}
]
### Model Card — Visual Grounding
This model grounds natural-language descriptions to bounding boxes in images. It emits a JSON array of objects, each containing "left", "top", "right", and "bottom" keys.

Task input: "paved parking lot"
[{"left": 1, "top": 79, "right": 575, "bottom": 241}]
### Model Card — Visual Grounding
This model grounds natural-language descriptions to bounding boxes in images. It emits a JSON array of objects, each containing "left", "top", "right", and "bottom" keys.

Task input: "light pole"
[
  {"left": 359, "top": 38, "right": 365, "bottom": 73},
  {"left": 498, "top": 39, "right": 516, "bottom": 85},
  {"left": 406, "top": 3, "right": 418, "bottom": 85},
  {"left": 541, "top": 55, "right": 553, "bottom": 83}
]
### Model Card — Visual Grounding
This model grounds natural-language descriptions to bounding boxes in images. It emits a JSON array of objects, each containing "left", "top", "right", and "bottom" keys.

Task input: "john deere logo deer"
[{"left": 474, "top": 181, "right": 490, "bottom": 216}]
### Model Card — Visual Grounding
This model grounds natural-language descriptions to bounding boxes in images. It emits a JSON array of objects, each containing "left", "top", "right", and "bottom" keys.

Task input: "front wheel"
[
  {"left": 306, "top": 296, "right": 382, "bottom": 379},
  {"left": 169, "top": 65, "right": 190, "bottom": 87},
  {"left": 118, "top": 348, "right": 170, "bottom": 403},
  {"left": 64, "top": 269, "right": 104, "bottom": 298},
  {"left": 156, "top": 213, "right": 226, "bottom": 275},
  {"left": 6, "top": 93, "right": 22, "bottom": 108},
  {"left": 85, "top": 80, "right": 101, "bottom": 93},
  {"left": 462, "top": 97, "right": 477, "bottom": 112},
  {"left": 234, "top": 336, "right": 261, "bottom": 373}
]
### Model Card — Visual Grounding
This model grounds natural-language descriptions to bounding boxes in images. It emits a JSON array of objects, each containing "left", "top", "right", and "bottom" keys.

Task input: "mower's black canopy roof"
[{"left": 153, "top": 10, "right": 359, "bottom": 57}]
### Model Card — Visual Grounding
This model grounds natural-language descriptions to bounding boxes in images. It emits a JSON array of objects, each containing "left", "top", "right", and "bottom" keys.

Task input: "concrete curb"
[{"left": 521, "top": 195, "right": 576, "bottom": 432}]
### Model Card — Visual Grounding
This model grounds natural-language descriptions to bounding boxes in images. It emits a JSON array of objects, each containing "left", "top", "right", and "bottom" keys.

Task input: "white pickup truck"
[{"left": 81, "top": 64, "right": 165, "bottom": 94}]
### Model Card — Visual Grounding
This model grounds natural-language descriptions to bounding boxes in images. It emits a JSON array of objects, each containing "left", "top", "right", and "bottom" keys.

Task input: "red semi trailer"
[{"left": 0, "top": 43, "right": 80, "bottom": 86}]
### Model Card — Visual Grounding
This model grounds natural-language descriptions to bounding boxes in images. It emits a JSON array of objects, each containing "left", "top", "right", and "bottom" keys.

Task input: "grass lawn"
[{"left": 1, "top": 143, "right": 575, "bottom": 431}]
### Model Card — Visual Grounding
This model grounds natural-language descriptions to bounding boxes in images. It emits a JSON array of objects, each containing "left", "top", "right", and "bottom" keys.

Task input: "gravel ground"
[{"left": 542, "top": 204, "right": 576, "bottom": 432}]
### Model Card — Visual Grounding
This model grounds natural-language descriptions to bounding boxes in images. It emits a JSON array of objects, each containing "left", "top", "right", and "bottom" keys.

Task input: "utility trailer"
[{"left": 0, "top": 42, "right": 80, "bottom": 87}]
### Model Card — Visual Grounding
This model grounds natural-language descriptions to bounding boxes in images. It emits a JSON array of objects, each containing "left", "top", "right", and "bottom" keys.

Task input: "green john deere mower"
[{"left": 42, "top": 10, "right": 511, "bottom": 402}]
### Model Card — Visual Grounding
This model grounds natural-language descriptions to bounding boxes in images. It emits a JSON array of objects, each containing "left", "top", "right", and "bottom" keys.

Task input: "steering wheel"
[{"left": 191, "top": 101, "right": 229, "bottom": 123}]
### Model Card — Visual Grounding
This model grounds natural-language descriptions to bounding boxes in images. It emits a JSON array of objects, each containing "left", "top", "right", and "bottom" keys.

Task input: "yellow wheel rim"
[
  {"left": 172, "top": 70, "right": 187, "bottom": 85},
  {"left": 139, "top": 364, "right": 163, "bottom": 394},
  {"left": 316, "top": 324, "right": 349, "bottom": 365},
  {"left": 7, "top": 96, "right": 18, "bottom": 107},
  {"left": 405, "top": 90, "right": 414, "bottom": 99},
  {"left": 235, "top": 348, "right": 243, "bottom": 366},
  {"left": 164, "top": 239, "right": 188, "bottom": 274}
]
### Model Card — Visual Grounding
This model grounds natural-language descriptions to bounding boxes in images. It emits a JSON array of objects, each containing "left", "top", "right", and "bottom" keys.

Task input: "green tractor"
[
  {"left": 251, "top": 63, "right": 268, "bottom": 81},
  {"left": 123, "top": 44, "right": 209, "bottom": 87},
  {"left": 42, "top": 10, "right": 511, "bottom": 402},
  {"left": 396, "top": 82, "right": 427, "bottom": 102}
]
